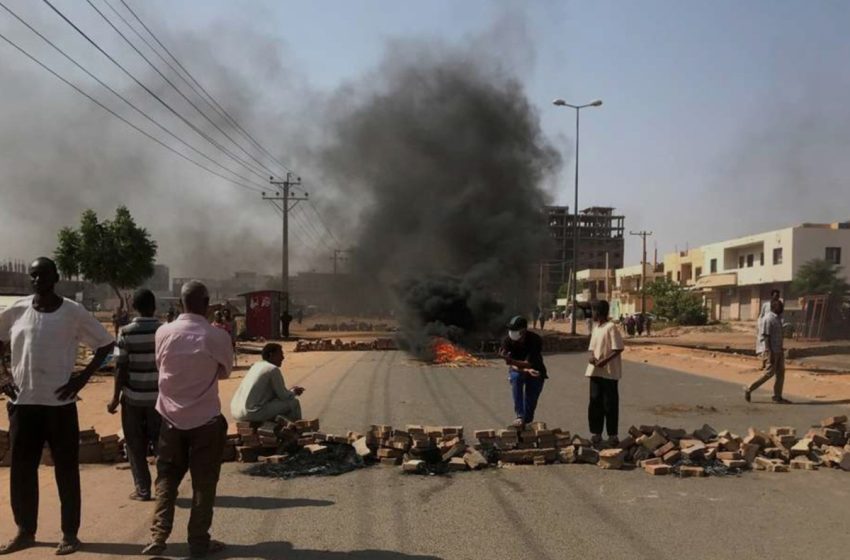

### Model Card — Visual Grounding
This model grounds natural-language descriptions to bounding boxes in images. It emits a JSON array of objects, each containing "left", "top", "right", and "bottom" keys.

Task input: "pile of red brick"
[
  {"left": 294, "top": 338, "right": 397, "bottom": 352},
  {"left": 39, "top": 428, "right": 125, "bottom": 466},
  {"left": 226, "top": 415, "right": 850, "bottom": 478},
  {"left": 228, "top": 417, "right": 350, "bottom": 464}
]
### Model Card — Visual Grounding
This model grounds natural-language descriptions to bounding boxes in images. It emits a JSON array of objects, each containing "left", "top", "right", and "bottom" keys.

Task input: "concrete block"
[
  {"left": 679, "top": 465, "right": 706, "bottom": 478},
  {"left": 693, "top": 424, "right": 718, "bottom": 443},
  {"left": 820, "top": 415, "right": 848, "bottom": 428},
  {"left": 305, "top": 444, "right": 328, "bottom": 455},
  {"left": 448, "top": 457, "right": 468, "bottom": 471},
  {"left": 598, "top": 449, "right": 626, "bottom": 470},
  {"left": 463, "top": 448, "right": 489, "bottom": 470},
  {"left": 641, "top": 431, "right": 668, "bottom": 451},
  {"left": 654, "top": 441, "right": 677, "bottom": 458},
  {"left": 402, "top": 459, "right": 424, "bottom": 473},
  {"left": 645, "top": 463, "right": 671, "bottom": 475}
]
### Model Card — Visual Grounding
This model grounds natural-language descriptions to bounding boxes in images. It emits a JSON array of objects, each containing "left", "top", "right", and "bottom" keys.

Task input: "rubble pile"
[
  {"left": 229, "top": 414, "right": 850, "bottom": 479},
  {"left": 307, "top": 322, "right": 396, "bottom": 332},
  {"left": 229, "top": 417, "right": 367, "bottom": 478},
  {"left": 34, "top": 428, "right": 125, "bottom": 467},
  {"left": 294, "top": 338, "right": 397, "bottom": 352}
]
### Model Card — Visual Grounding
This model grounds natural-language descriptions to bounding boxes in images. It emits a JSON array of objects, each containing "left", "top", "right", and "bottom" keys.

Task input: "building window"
[
  {"left": 759, "top": 252, "right": 764, "bottom": 266},
  {"left": 746, "top": 254, "right": 754, "bottom": 268},
  {"left": 739, "top": 255, "right": 745, "bottom": 268},
  {"left": 676, "top": 271, "right": 681, "bottom": 282},
  {"left": 695, "top": 267, "right": 702, "bottom": 278},
  {"left": 773, "top": 248, "right": 783, "bottom": 265},
  {"left": 826, "top": 247, "right": 842, "bottom": 265},
  {"left": 710, "top": 259, "right": 717, "bottom": 273}
]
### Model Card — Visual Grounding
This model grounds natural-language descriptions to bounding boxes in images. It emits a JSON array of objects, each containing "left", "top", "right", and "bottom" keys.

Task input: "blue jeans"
[{"left": 509, "top": 369, "right": 545, "bottom": 423}]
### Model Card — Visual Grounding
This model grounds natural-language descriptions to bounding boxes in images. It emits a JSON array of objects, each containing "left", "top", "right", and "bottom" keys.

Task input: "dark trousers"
[
  {"left": 121, "top": 401, "right": 162, "bottom": 498},
  {"left": 7, "top": 402, "right": 81, "bottom": 538},
  {"left": 588, "top": 377, "right": 619, "bottom": 437},
  {"left": 151, "top": 415, "right": 226, "bottom": 553},
  {"left": 509, "top": 370, "right": 545, "bottom": 423}
]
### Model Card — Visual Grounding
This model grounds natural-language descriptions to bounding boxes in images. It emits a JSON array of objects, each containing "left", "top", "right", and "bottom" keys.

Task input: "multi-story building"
[
  {"left": 612, "top": 263, "right": 665, "bottom": 317},
  {"left": 663, "top": 248, "right": 704, "bottom": 287},
  {"left": 545, "top": 206, "right": 625, "bottom": 302},
  {"left": 694, "top": 221, "right": 850, "bottom": 320}
]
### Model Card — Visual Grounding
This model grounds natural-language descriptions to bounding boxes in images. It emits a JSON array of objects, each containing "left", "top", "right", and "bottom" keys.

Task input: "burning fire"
[{"left": 430, "top": 337, "right": 484, "bottom": 367}]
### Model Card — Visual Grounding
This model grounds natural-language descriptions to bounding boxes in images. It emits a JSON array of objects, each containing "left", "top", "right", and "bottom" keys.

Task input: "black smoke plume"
[{"left": 317, "top": 46, "right": 560, "bottom": 355}]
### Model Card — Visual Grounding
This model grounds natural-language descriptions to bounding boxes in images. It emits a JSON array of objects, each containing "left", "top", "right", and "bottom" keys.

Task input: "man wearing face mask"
[{"left": 498, "top": 315, "right": 547, "bottom": 428}]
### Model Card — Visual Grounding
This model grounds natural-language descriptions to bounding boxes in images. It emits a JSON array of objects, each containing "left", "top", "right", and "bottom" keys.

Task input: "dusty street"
[{"left": 2, "top": 349, "right": 850, "bottom": 560}]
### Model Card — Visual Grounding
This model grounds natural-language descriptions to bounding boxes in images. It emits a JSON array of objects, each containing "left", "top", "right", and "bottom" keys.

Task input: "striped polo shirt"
[{"left": 115, "top": 316, "right": 162, "bottom": 407}]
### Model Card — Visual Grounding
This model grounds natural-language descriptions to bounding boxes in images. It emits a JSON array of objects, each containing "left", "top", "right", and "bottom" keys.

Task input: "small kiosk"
[{"left": 241, "top": 290, "right": 283, "bottom": 340}]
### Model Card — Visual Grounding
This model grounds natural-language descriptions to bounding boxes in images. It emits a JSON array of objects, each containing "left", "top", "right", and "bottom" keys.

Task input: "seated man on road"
[{"left": 230, "top": 343, "right": 304, "bottom": 423}]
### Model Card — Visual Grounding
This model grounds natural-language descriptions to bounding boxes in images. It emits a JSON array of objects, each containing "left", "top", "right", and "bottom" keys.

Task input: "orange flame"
[{"left": 430, "top": 337, "right": 483, "bottom": 367}]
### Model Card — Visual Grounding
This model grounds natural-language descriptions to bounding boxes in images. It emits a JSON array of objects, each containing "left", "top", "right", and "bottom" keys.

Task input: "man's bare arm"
[{"left": 56, "top": 342, "right": 115, "bottom": 401}]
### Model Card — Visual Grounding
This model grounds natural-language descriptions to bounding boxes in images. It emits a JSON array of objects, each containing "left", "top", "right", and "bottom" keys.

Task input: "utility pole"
[
  {"left": 630, "top": 230, "right": 653, "bottom": 315},
  {"left": 264, "top": 173, "right": 308, "bottom": 319}
]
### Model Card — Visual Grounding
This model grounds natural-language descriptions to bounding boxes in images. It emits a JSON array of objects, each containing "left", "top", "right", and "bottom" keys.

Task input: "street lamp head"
[
  {"left": 589, "top": 99, "right": 603, "bottom": 107},
  {"left": 553, "top": 98, "right": 567, "bottom": 106}
]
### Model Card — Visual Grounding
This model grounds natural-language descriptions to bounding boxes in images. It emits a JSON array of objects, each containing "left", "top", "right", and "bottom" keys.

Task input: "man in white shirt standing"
[
  {"left": 585, "top": 300, "right": 625, "bottom": 447},
  {"left": 0, "top": 257, "right": 114, "bottom": 556}
]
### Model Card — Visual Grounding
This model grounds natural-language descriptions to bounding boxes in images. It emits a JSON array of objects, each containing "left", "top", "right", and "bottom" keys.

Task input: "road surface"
[{"left": 2, "top": 350, "right": 849, "bottom": 559}]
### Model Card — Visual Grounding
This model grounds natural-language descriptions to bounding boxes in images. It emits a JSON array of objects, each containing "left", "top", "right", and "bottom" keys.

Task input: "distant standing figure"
[
  {"left": 142, "top": 281, "right": 233, "bottom": 558},
  {"left": 230, "top": 343, "right": 304, "bottom": 423},
  {"left": 625, "top": 315, "right": 636, "bottom": 336},
  {"left": 539, "top": 308, "right": 547, "bottom": 330},
  {"left": 645, "top": 315, "right": 652, "bottom": 337},
  {"left": 636, "top": 313, "right": 645, "bottom": 336},
  {"left": 585, "top": 300, "right": 625, "bottom": 447},
  {"left": 296, "top": 307, "right": 304, "bottom": 325},
  {"left": 532, "top": 306, "right": 541, "bottom": 329},
  {"left": 222, "top": 308, "right": 237, "bottom": 367},
  {"left": 0, "top": 257, "right": 114, "bottom": 555},
  {"left": 280, "top": 310, "right": 293, "bottom": 339},
  {"left": 745, "top": 299, "right": 790, "bottom": 404}
]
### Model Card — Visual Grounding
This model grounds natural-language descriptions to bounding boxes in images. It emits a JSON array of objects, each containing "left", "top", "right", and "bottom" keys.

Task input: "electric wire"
[
  {"left": 0, "top": 27, "right": 263, "bottom": 194},
  {"left": 85, "top": 0, "right": 278, "bottom": 178},
  {"left": 0, "top": 1, "right": 268, "bottom": 192},
  {"left": 118, "top": 0, "right": 296, "bottom": 176},
  {"left": 41, "top": 0, "right": 270, "bottom": 183}
]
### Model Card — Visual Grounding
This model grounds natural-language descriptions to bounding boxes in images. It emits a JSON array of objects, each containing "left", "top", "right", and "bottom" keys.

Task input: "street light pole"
[{"left": 553, "top": 98, "right": 602, "bottom": 336}]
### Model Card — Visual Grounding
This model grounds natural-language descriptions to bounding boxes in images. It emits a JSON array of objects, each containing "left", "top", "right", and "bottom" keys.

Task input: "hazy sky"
[{"left": 1, "top": 0, "right": 848, "bottom": 274}]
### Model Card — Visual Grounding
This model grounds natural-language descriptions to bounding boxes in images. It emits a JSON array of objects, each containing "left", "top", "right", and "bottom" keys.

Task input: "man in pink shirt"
[{"left": 142, "top": 281, "right": 232, "bottom": 558}]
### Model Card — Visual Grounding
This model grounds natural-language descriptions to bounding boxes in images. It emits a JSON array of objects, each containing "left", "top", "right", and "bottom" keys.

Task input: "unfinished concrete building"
[{"left": 544, "top": 206, "right": 625, "bottom": 301}]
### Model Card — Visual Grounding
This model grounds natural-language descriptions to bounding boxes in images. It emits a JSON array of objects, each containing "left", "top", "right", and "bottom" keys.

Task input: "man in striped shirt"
[{"left": 108, "top": 288, "right": 162, "bottom": 501}]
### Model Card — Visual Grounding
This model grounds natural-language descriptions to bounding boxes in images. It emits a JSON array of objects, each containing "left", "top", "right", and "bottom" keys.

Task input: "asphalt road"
[{"left": 4, "top": 350, "right": 850, "bottom": 560}]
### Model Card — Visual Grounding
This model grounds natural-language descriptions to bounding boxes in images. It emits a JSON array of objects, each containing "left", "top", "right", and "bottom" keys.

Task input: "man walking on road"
[
  {"left": 498, "top": 316, "right": 547, "bottom": 428},
  {"left": 0, "top": 257, "right": 114, "bottom": 556},
  {"left": 107, "top": 288, "right": 162, "bottom": 502},
  {"left": 231, "top": 343, "right": 305, "bottom": 423},
  {"left": 745, "top": 299, "right": 790, "bottom": 404},
  {"left": 143, "top": 281, "right": 233, "bottom": 558}
]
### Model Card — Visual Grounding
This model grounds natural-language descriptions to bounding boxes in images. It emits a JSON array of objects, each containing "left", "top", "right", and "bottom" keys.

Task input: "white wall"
[
  {"left": 792, "top": 226, "right": 850, "bottom": 281},
  {"left": 700, "top": 227, "right": 794, "bottom": 286}
]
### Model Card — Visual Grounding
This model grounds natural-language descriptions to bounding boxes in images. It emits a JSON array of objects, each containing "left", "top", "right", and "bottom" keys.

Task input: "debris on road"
[
  {"left": 307, "top": 322, "right": 397, "bottom": 332},
  {"left": 294, "top": 338, "right": 397, "bottom": 352},
  {"left": 227, "top": 414, "right": 850, "bottom": 479},
  {"left": 0, "top": 427, "right": 127, "bottom": 467}
]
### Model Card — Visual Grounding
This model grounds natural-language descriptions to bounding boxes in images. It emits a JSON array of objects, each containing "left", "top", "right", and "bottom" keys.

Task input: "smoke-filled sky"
[{"left": 1, "top": 0, "right": 849, "bottom": 276}]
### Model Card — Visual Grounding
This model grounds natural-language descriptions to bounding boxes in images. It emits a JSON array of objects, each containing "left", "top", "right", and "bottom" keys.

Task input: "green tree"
[
  {"left": 790, "top": 259, "right": 850, "bottom": 301},
  {"left": 646, "top": 278, "right": 707, "bottom": 325},
  {"left": 55, "top": 206, "right": 158, "bottom": 310}
]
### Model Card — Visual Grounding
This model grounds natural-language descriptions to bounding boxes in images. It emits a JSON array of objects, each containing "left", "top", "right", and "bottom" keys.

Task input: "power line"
[
  {"left": 118, "top": 0, "right": 296, "bottom": 176},
  {"left": 85, "top": 0, "right": 278, "bottom": 178},
  {"left": 41, "top": 0, "right": 270, "bottom": 183},
  {"left": 305, "top": 198, "right": 342, "bottom": 246},
  {"left": 0, "top": 0, "right": 268, "bottom": 192},
  {"left": 0, "top": 26, "right": 264, "bottom": 194},
  {"left": 294, "top": 204, "right": 333, "bottom": 251}
]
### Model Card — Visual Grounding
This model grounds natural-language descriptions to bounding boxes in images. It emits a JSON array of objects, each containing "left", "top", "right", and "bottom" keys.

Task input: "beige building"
[
  {"left": 663, "top": 248, "right": 704, "bottom": 287},
  {"left": 612, "top": 263, "right": 665, "bottom": 316},
  {"left": 694, "top": 221, "right": 850, "bottom": 320}
]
